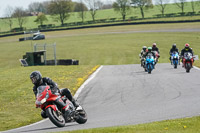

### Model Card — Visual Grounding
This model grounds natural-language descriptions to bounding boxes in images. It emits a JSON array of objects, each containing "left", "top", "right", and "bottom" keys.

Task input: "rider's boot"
[
  {"left": 60, "top": 88, "right": 82, "bottom": 110},
  {"left": 71, "top": 98, "right": 82, "bottom": 110}
]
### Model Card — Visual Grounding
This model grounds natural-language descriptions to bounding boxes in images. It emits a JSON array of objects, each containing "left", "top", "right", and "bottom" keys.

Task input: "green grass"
[
  {"left": 0, "top": 22, "right": 200, "bottom": 131},
  {"left": 0, "top": 65, "right": 99, "bottom": 131},
  {"left": 0, "top": 2, "right": 200, "bottom": 32},
  {"left": 58, "top": 116, "right": 200, "bottom": 133}
]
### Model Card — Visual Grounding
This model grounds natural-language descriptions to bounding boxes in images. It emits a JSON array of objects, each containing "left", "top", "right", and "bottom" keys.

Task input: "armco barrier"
[{"left": 1, "top": 19, "right": 200, "bottom": 38}]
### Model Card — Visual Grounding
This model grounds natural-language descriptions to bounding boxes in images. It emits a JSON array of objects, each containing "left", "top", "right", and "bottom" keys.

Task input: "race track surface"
[{"left": 3, "top": 64, "right": 200, "bottom": 133}]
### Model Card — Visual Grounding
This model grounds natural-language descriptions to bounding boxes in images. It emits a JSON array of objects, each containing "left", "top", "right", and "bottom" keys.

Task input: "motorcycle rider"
[
  {"left": 30, "top": 71, "right": 80, "bottom": 118},
  {"left": 152, "top": 43, "right": 160, "bottom": 63},
  {"left": 144, "top": 47, "right": 156, "bottom": 59},
  {"left": 152, "top": 43, "right": 160, "bottom": 54},
  {"left": 169, "top": 44, "right": 179, "bottom": 65},
  {"left": 139, "top": 46, "right": 147, "bottom": 67},
  {"left": 144, "top": 47, "right": 156, "bottom": 68},
  {"left": 180, "top": 43, "right": 194, "bottom": 67}
]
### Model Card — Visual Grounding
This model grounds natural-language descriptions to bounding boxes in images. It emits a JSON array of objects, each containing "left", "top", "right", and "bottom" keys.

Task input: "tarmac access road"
[{"left": 3, "top": 63, "right": 200, "bottom": 133}]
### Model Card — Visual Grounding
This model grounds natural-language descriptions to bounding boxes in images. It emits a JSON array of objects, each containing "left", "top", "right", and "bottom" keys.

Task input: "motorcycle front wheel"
[
  {"left": 185, "top": 63, "right": 191, "bottom": 73},
  {"left": 46, "top": 107, "right": 65, "bottom": 127}
]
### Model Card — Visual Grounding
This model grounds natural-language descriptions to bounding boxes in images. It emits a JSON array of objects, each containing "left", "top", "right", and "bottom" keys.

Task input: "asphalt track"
[{"left": 3, "top": 63, "right": 200, "bottom": 133}]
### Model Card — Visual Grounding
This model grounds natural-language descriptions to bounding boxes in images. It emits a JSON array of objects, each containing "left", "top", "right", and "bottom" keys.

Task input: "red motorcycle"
[
  {"left": 182, "top": 52, "right": 194, "bottom": 73},
  {"left": 153, "top": 51, "right": 160, "bottom": 64},
  {"left": 35, "top": 85, "right": 87, "bottom": 127}
]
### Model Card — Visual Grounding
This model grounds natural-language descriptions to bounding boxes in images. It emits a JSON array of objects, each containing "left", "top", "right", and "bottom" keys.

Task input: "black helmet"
[
  {"left": 30, "top": 71, "right": 42, "bottom": 85},
  {"left": 172, "top": 44, "right": 176, "bottom": 49},
  {"left": 142, "top": 46, "right": 147, "bottom": 51}
]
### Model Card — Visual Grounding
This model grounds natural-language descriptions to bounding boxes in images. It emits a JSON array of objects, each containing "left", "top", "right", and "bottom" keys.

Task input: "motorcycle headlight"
[{"left": 41, "top": 98, "right": 47, "bottom": 104}]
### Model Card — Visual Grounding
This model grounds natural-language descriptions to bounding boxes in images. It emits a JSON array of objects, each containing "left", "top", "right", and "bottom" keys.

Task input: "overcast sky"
[
  {"left": 0, "top": 0, "right": 116, "bottom": 18},
  {"left": 0, "top": 0, "right": 48, "bottom": 17},
  {"left": 0, "top": 0, "right": 193, "bottom": 18}
]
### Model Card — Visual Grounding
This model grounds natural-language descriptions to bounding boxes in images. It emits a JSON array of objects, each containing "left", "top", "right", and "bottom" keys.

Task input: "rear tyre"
[
  {"left": 46, "top": 107, "right": 65, "bottom": 127},
  {"left": 75, "top": 108, "right": 87, "bottom": 124}
]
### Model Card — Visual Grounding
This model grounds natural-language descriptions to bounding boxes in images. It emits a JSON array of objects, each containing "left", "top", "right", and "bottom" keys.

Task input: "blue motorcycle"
[
  {"left": 145, "top": 55, "right": 155, "bottom": 74},
  {"left": 171, "top": 51, "right": 179, "bottom": 69}
]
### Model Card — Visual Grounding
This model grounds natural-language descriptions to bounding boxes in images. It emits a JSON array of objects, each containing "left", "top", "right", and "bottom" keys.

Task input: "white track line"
[
  {"left": 74, "top": 65, "right": 103, "bottom": 99},
  {"left": 1, "top": 119, "right": 48, "bottom": 133},
  {"left": 1, "top": 65, "right": 103, "bottom": 133},
  {"left": 194, "top": 66, "right": 200, "bottom": 71}
]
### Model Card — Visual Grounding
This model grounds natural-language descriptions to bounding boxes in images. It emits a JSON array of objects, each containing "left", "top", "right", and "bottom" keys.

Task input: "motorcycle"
[
  {"left": 35, "top": 85, "right": 87, "bottom": 127},
  {"left": 145, "top": 55, "right": 155, "bottom": 74},
  {"left": 140, "top": 56, "right": 147, "bottom": 71},
  {"left": 182, "top": 52, "right": 194, "bottom": 73},
  {"left": 153, "top": 51, "right": 160, "bottom": 64},
  {"left": 171, "top": 51, "right": 179, "bottom": 69}
]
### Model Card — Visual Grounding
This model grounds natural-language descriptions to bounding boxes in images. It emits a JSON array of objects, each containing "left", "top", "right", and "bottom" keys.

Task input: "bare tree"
[
  {"left": 156, "top": 0, "right": 169, "bottom": 16},
  {"left": 102, "top": 3, "right": 113, "bottom": 9},
  {"left": 28, "top": 2, "right": 45, "bottom": 13},
  {"left": 74, "top": 0, "right": 88, "bottom": 22},
  {"left": 4, "top": 6, "right": 14, "bottom": 31},
  {"left": 113, "top": 0, "right": 131, "bottom": 21},
  {"left": 191, "top": 0, "right": 195, "bottom": 13},
  {"left": 48, "top": 0, "right": 73, "bottom": 25},
  {"left": 97, "top": 1, "right": 104, "bottom": 10},
  {"left": 12, "top": 7, "right": 28, "bottom": 29},
  {"left": 41, "top": 1, "right": 51, "bottom": 14},
  {"left": 175, "top": 0, "right": 187, "bottom": 13},
  {"left": 131, "top": 0, "right": 153, "bottom": 18},
  {"left": 85, "top": 0, "right": 101, "bottom": 21}
]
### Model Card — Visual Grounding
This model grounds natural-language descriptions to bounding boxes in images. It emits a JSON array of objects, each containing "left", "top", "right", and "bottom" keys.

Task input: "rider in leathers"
[
  {"left": 144, "top": 47, "right": 156, "bottom": 68},
  {"left": 180, "top": 43, "right": 194, "bottom": 67},
  {"left": 152, "top": 43, "right": 160, "bottom": 63},
  {"left": 169, "top": 44, "right": 179, "bottom": 64},
  {"left": 140, "top": 46, "right": 147, "bottom": 67},
  {"left": 30, "top": 71, "right": 79, "bottom": 118}
]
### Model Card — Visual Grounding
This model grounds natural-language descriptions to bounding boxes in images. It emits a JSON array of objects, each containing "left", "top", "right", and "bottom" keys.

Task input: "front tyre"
[
  {"left": 147, "top": 64, "right": 152, "bottom": 74},
  {"left": 185, "top": 63, "right": 191, "bottom": 73},
  {"left": 173, "top": 60, "right": 177, "bottom": 69},
  {"left": 46, "top": 107, "right": 65, "bottom": 127}
]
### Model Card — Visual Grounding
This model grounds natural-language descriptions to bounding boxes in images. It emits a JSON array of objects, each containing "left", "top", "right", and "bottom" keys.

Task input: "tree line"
[{"left": 2, "top": 0, "right": 200, "bottom": 31}]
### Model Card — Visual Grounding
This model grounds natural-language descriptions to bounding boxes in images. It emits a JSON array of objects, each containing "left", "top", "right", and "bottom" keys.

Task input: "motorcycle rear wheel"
[
  {"left": 75, "top": 108, "right": 87, "bottom": 124},
  {"left": 46, "top": 107, "right": 65, "bottom": 127}
]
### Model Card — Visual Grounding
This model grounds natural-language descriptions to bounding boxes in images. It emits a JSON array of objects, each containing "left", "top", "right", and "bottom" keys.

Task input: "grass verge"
[
  {"left": 0, "top": 22, "right": 200, "bottom": 131},
  {"left": 0, "top": 65, "right": 99, "bottom": 131},
  {"left": 57, "top": 116, "right": 200, "bottom": 133}
]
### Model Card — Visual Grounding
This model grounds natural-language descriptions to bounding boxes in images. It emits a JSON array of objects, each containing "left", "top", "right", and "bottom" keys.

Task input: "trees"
[
  {"left": 12, "top": 7, "right": 28, "bottom": 29},
  {"left": 190, "top": 0, "right": 197, "bottom": 13},
  {"left": 48, "top": 0, "right": 73, "bottom": 25},
  {"left": 74, "top": 1, "right": 88, "bottom": 22},
  {"left": 34, "top": 13, "right": 48, "bottom": 25},
  {"left": 175, "top": 0, "right": 187, "bottom": 13},
  {"left": 156, "top": 0, "right": 169, "bottom": 16},
  {"left": 131, "top": 0, "right": 153, "bottom": 18},
  {"left": 85, "top": 0, "right": 101, "bottom": 22},
  {"left": 28, "top": 2, "right": 45, "bottom": 13},
  {"left": 4, "top": 6, "right": 14, "bottom": 31},
  {"left": 113, "top": 0, "right": 131, "bottom": 21}
]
